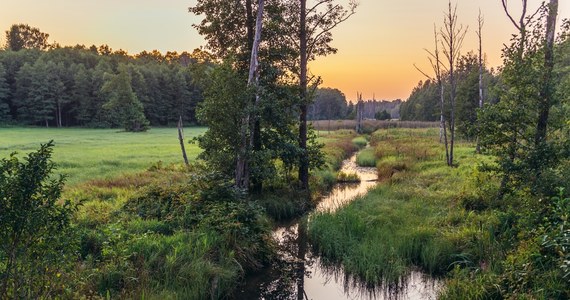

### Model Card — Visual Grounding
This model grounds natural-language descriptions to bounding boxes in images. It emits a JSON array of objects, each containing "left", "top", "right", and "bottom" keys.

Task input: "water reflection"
[{"left": 236, "top": 151, "right": 441, "bottom": 299}]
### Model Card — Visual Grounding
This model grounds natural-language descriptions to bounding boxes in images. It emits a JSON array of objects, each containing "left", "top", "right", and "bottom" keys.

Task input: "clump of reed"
[
  {"left": 356, "top": 148, "right": 377, "bottom": 167},
  {"left": 351, "top": 136, "right": 368, "bottom": 149},
  {"left": 337, "top": 171, "right": 361, "bottom": 183}
]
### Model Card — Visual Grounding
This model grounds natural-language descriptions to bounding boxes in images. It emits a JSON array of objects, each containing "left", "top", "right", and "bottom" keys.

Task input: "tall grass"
[
  {"left": 355, "top": 148, "right": 376, "bottom": 167},
  {"left": 308, "top": 128, "right": 504, "bottom": 287}
]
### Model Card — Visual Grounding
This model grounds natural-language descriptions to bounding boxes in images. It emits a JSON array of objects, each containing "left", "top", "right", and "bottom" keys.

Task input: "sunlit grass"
[
  {"left": 308, "top": 129, "right": 501, "bottom": 285},
  {"left": 0, "top": 127, "right": 206, "bottom": 185}
]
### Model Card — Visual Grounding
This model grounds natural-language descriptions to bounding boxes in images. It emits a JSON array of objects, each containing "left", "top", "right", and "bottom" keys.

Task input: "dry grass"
[{"left": 310, "top": 120, "right": 439, "bottom": 132}]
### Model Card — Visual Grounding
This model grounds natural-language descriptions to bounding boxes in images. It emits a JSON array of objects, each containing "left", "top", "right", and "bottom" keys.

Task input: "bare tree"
[
  {"left": 355, "top": 92, "right": 363, "bottom": 133},
  {"left": 235, "top": 0, "right": 265, "bottom": 189},
  {"left": 476, "top": 10, "right": 484, "bottom": 154},
  {"left": 440, "top": 1, "right": 467, "bottom": 166},
  {"left": 414, "top": 24, "right": 450, "bottom": 165}
]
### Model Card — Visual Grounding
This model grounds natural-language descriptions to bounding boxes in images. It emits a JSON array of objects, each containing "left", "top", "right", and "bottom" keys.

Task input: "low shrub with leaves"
[{"left": 0, "top": 141, "right": 78, "bottom": 299}]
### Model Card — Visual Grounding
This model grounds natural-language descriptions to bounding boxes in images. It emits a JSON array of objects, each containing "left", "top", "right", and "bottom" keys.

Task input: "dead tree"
[
  {"left": 440, "top": 1, "right": 467, "bottom": 166},
  {"left": 476, "top": 10, "right": 484, "bottom": 154},
  {"left": 236, "top": 0, "right": 265, "bottom": 190},
  {"left": 414, "top": 25, "right": 450, "bottom": 165},
  {"left": 356, "top": 93, "right": 364, "bottom": 134},
  {"left": 178, "top": 116, "right": 189, "bottom": 167}
]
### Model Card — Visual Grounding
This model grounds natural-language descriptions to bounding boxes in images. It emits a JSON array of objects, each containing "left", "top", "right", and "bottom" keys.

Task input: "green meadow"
[{"left": 0, "top": 127, "right": 206, "bottom": 185}]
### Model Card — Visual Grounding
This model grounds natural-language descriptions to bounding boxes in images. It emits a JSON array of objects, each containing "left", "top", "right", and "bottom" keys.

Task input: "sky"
[{"left": 1, "top": 0, "right": 569, "bottom": 102}]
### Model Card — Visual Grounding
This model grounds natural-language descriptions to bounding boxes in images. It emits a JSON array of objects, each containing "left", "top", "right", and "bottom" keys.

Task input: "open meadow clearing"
[{"left": 0, "top": 127, "right": 206, "bottom": 185}]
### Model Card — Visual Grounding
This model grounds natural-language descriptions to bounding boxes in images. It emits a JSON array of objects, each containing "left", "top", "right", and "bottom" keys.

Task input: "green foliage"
[
  {"left": 541, "top": 189, "right": 570, "bottom": 282},
  {"left": 5, "top": 24, "right": 50, "bottom": 51},
  {"left": 102, "top": 64, "right": 149, "bottom": 132},
  {"left": 0, "top": 63, "right": 10, "bottom": 122},
  {"left": 308, "top": 87, "right": 348, "bottom": 120},
  {"left": 0, "top": 141, "right": 77, "bottom": 299},
  {"left": 196, "top": 60, "right": 250, "bottom": 177},
  {"left": 399, "top": 80, "right": 440, "bottom": 121},
  {"left": 479, "top": 12, "right": 569, "bottom": 197},
  {"left": 0, "top": 46, "right": 205, "bottom": 127},
  {"left": 374, "top": 109, "right": 391, "bottom": 120}
]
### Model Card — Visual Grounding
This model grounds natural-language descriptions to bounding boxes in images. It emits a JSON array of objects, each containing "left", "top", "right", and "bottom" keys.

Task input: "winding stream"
[{"left": 236, "top": 150, "right": 441, "bottom": 299}]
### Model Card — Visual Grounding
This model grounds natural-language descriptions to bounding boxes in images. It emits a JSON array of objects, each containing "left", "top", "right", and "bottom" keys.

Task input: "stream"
[{"left": 236, "top": 151, "right": 441, "bottom": 299}]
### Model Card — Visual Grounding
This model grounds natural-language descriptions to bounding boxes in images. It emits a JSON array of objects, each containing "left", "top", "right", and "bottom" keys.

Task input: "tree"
[
  {"left": 440, "top": 1, "right": 467, "bottom": 166},
  {"left": 5, "top": 24, "right": 50, "bottom": 51},
  {"left": 0, "top": 141, "right": 76, "bottom": 299},
  {"left": 476, "top": 10, "right": 484, "bottom": 153},
  {"left": 455, "top": 52, "right": 482, "bottom": 139},
  {"left": 236, "top": 0, "right": 265, "bottom": 190},
  {"left": 480, "top": 1, "right": 561, "bottom": 196},
  {"left": 101, "top": 64, "right": 149, "bottom": 132},
  {"left": 297, "top": 0, "right": 358, "bottom": 190},
  {"left": 375, "top": 110, "right": 391, "bottom": 120},
  {"left": 0, "top": 63, "right": 10, "bottom": 122}
]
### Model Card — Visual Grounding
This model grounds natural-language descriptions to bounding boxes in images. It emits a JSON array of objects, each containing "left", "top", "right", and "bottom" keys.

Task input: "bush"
[{"left": 0, "top": 141, "right": 77, "bottom": 299}]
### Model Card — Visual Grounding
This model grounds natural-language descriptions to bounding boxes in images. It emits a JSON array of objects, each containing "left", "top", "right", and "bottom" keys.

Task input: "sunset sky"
[{"left": 1, "top": 0, "right": 569, "bottom": 102}]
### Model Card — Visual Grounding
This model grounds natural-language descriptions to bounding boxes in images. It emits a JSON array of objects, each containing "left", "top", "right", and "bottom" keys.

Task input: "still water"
[{"left": 237, "top": 151, "right": 441, "bottom": 299}]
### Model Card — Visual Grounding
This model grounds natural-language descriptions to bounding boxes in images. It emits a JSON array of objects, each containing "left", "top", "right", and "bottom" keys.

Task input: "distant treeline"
[
  {"left": 308, "top": 87, "right": 401, "bottom": 121},
  {"left": 0, "top": 24, "right": 211, "bottom": 128}
]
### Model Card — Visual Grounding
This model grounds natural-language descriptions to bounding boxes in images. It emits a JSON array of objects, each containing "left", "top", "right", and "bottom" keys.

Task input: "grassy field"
[
  {"left": 308, "top": 128, "right": 500, "bottom": 286},
  {"left": 0, "top": 127, "right": 206, "bottom": 185}
]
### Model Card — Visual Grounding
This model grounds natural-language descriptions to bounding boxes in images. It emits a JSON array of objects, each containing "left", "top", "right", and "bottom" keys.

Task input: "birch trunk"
[{"left": 236, "top": 0, "right": 264, "bottom": 190}]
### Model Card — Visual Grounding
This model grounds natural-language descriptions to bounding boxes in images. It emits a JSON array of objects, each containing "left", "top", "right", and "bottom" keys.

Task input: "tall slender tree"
[
  {"left": 236, "top": 0, "right": 265, "bottom": 189},
  {"left": 297, "top": 0, "right": 357, "bottom": 190},
  {"left": 476, "top": 10, "right": 484, "bottom": 154},
  {"left": 440, "top": 1, "right": 467, "bottom": 166}
]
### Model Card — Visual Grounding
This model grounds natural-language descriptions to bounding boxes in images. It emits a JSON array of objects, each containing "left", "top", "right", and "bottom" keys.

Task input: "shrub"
[{"left": 0, "top": 141, "right": 77, "bottom": 299}]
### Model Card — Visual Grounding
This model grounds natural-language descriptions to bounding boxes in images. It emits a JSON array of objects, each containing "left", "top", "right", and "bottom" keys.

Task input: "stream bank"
[{"left": 236, "top": 149, "right": 440, "bottom": 299}]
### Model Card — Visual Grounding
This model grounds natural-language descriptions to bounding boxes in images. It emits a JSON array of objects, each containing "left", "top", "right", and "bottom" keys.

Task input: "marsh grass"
[
  {"left": 351, "top": 136, "right": 368, "bottom": 149},
  {"left": 336, "top": 171, "right": 360, "bottom": 183},
  {"left": 0, "top": 127, "right": 206, "bottom": 185},
  {"left": 308, "top": 128, "right": 504, "bottom": 287},
  {"left": 355, "top": 148, "right": 376, "bottom": 167}
]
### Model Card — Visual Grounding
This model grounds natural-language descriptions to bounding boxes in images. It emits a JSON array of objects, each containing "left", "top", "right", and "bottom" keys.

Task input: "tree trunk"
[
  {"left": 236, "top": 0, "right": 265, "bottom": 190},
  {"left": 178, "top": 116, "right": 189, "bottom": 167},
  {"left": 440, "top": 83, "right": 450, "bottom": 164},
  {"left": 249, "top": 0, "right": 265, "bottom": 193},
  {"left": 298, "top": 0, "right": 309, "bottom": 191},
  {"left": 476, "top": 11, "right": 484, "bottom": 154},
  {"left": 535, "top": 0, "right": 558, "bottom": 146}
]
